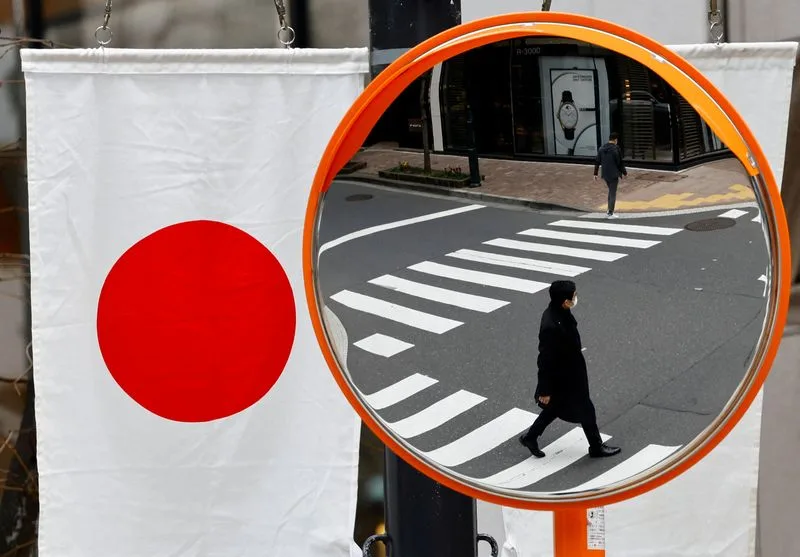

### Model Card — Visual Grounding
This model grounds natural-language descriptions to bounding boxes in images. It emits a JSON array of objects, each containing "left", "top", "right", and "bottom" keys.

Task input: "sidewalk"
[{"left": 343, "top": 145, "right": 756, "bottom": 213}]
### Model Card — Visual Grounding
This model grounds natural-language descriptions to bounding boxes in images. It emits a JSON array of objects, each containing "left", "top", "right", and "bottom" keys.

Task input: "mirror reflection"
[{"left": 315, "top": 36, "right": 770, "bottom": 495}]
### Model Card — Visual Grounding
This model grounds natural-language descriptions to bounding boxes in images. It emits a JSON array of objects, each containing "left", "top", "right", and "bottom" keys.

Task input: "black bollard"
[
  {"left": 466, "top": 108, "right": 482, "bottom": 188},
  {"left": 383, "top": 448, "right": 478, "bottom": 557}
]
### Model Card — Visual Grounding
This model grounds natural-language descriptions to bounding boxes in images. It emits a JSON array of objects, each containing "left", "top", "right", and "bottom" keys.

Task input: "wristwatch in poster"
[{"left": 557, "top": 90, "right": 579, "bottom": 140}]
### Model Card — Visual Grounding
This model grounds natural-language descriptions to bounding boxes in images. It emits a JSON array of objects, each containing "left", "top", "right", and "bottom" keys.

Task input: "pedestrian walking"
[
  {"left": 519, "top": 280, "right": 621, "bottom": 459},
  {"left": 594, "top": 132, "right": 627, "bottom": 218}
]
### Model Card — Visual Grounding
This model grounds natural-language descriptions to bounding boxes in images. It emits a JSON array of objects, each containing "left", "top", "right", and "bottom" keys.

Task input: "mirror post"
[
  {"left": 553, "top": 508, "right": 606, "bottom": 556},
  {"left": 383, "top": 448, "right": 478, "bottom": 557}
]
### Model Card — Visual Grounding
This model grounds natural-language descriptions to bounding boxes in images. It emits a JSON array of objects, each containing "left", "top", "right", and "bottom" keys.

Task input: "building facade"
[{"left": 368, "top": 37, "right": 730, "bottom": 171}]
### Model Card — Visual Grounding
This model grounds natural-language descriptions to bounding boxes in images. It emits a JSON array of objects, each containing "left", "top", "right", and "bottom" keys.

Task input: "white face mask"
[{"left": 570, "top": 295, "right": 578, "bottom": 308}]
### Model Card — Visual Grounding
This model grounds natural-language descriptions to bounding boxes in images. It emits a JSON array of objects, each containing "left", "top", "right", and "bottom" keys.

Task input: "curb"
[{"left": 339, "top": 174, "right": 587, "bottom": 214}]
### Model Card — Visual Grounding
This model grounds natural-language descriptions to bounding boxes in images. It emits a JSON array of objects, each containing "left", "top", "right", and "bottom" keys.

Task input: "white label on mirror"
[
  {"left": 564, "top": 444, "right": 681, "bottom": 493},
  {"left": 587, "top": 508, "right": 605, "bottom": 550},
  {"left": 479, "top": 428, "right": 612, "bottom": 489},
  {"left": 718, "top": 208, "right": 749, "bottom": 219},
  {"left": 408, "top": 262, "right": 550, "bottom": 294},
  {"left": 518, "top": 228, "right": 661, "bottom": 249},
  {"left": 423, "top": 408, "right": 536, "bottom": 468},
  {"left": 388, "top": 390, "right": 487, "bottom": 439},
  {"left": 369, "top": 275, "right": 509, "bottom": 313},
  {"left": 354, "top": 333, "right": 414, "bottom": 358},
  {"left": 330, "top": 290, "right": 463, "bottom": 334},
  {"left": 484, "top": 238, "right": 627, "bottom": 262},
  {"left": 446, "top": 249, "right": 591, "bottom": 277},
  {"left": 548, "top": 220, "right": 682, "bottom": 236},
  {"left": 753, "top": 213, "right": 763, "bottom": 223},
  {"left": 362, "top": 373, "right": 438, "bottom": 410}
]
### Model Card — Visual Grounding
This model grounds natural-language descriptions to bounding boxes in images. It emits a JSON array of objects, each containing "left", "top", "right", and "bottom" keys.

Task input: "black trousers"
[
  {"left": 605, "top": 178, "right": 619, "bottom": 214},
  {"left": 523, "top": 402, "right": 603, "bottom": 449}
]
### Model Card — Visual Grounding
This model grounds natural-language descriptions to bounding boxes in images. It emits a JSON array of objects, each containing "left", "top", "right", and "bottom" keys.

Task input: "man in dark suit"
[
  {"left": 519, "top": 280, "right": 621, "bottom": 459},
  {"left": 594, "top": 132, "right": 627, "bottom": 218}
]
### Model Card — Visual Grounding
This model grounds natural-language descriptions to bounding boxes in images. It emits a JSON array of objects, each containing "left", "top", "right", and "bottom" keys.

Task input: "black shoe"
[
  {"left": 520, "top": 435, "right": 545, "bottom": 458},
  {"left": 589, "top": 444, "right": 621, "bottom": 458}
]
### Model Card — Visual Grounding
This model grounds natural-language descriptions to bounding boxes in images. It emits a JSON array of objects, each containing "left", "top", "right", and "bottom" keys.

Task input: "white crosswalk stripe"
[
  {"left": 549, "top": 219, "right": 682, "bottom": 236},
  {"left": 369, "top": 274, "right": 509, "bottom": 313},
  {"left": 518, "top": 228, "right": 661, "bottom": 249},
  {"left": 362, "top": 373, "right": 438, "bottom": 410},
  {"left": 719, "top": 208, "right": 749, "bottom": 219},
  {"left": 354, "top": 333, "right": 414, "bottom": 358},
  {"left": 330, "top": 290, "right": 463, "bottom": 334},
  {"left": 446, "top": 248, "right": 592, "bottom": 277},
  {"left": 562, "top": 444, "right": 681, "bottom": 493},
  {"left": 479, "top": 427, "right": 612, "bottom": 489},
  {"left": 388, "top": 390, "right": 487, "bottom": 439},
  {"left": 409, "top": 261, "right": 551, "bottom": 294},
  {"left": 423, "top": 407, "right": 537, "bottom": 467},
  {"left": 485, "top": 238, "right": 627, "bottom": 262}
]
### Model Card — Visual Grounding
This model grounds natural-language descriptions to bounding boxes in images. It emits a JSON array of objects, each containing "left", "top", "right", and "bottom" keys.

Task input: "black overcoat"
[{"left": 534, "top": 302, "right": 595, "bottom": 423}]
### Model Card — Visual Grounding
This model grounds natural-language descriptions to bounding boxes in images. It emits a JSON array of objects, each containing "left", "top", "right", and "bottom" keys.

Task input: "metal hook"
[
  {"left": 478, "top": 533, "right": 500, "bottom": 557},
  {"left": 361, "top": 534, "right": 390, "bottom": 556},
  {"left": 273, "top": 0, "right": 295, "bottom": 47},
  {"left": 94, "top": 0, "right": 113, "bottom": 46}
]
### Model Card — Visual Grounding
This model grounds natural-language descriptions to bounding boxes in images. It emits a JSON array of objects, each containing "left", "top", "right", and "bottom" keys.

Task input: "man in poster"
[{"left": 594, "top": 132, "right": 627, "bottom": 218}]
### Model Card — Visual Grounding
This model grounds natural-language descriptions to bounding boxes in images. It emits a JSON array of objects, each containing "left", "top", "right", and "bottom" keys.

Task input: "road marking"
[
  {"left": 485, "top": 238, "right": 627, "bottom": 262},
  {"left": 719, "top": 208, "right": 748, "bottom": 219},
  {"left": 409, "top": 261, "right": 550, "bottom": 294},
  {"left": 388, "top": 390, "right": 487, "bottom": 439},
  {"left": 549, "top": 219, "right": 682, "bottom": 236},
  {"left": 423, "top": 408, "right": 536, "bottom": 467},
  {"left": 318, "top": 204, "right": 485, "bottom": 254},
  {"left": 564, "top": 444, "right": 681, "bottom": 493},
  {"left": 581, "top": 201, "right": 759, "bottom": 220},
  {"left": 447, "top": 249, "right": 591, "bottom": 278},
  {"left": 362, "top": 373, "right": 438, "bottom": 410},
  {"left": 518, "top": 228, "right": 661, "bottom": 249},
  {"left": 479, "top": 428, "right": 612, "bottom": 489},
  {"left": 369, "top": 274, "right": 509, "bottom": 313},
  {"left": 759, "top": 274, "right": 768, "bottom": 296},
  {"left": 354, "top": 333, "right": 414, "bottom": 358},
  {"left": 330, "top": 290, "right": 463, "bottom": 334},
  {"left": 753, "top": 213, "right": 762, "bottom": 223}
]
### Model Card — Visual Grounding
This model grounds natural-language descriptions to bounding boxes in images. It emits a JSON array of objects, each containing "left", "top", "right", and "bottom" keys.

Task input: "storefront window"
[{"left": 435, "top": 38, "right": 729, "bottom": 168}]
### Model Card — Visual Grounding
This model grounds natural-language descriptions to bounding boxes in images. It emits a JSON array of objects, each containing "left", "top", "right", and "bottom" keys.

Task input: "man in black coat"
[
  {"left": 519, "top": 280, "right": 621, "bottom": 459},
  {"left": 593, "top": 132, "right": 627, "bottom": 218}
]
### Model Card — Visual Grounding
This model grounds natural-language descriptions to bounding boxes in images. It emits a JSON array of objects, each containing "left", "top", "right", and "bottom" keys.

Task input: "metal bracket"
[{"left": 478, "top": 533, "right": 499, "bottom": 557}]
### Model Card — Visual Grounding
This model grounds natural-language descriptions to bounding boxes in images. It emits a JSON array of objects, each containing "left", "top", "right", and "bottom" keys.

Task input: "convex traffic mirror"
[{"left": 304, "top": 13, "right": 792, "bottom": 509}]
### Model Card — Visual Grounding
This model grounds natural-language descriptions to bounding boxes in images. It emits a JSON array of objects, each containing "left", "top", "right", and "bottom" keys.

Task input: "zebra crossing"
[
  {"left": 327, "top": 207, "right": 760, "bottom": 491},
  {"left": 329, "top": 216, "right": 684, "bottom": 359}
]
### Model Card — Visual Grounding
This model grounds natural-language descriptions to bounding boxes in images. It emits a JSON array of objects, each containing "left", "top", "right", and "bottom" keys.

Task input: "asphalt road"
[{"left": 316, "top": 179, "right": 771, "bottom": 494}]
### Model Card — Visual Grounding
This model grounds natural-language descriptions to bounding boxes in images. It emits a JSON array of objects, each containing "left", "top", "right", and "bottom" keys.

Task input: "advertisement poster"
[{"left": 549, "top": 68, "right": 600, "bottom": 156}]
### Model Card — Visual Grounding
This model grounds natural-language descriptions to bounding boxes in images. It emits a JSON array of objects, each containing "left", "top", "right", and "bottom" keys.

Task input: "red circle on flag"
[{"left": 96, "top": 220, "right": 296, "bottom": 423}]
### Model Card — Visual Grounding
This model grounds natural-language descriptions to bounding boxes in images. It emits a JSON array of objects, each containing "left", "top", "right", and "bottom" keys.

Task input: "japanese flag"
[{"left": 22, "top": 48, "right": 368, "bottom": 557}]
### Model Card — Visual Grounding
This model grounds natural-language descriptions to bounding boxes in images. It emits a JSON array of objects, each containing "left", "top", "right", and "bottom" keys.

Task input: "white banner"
[
  {"left": 497, "top": 42, "right": 797, "bottom": 557},
  {"left": 22, "top": 47, "right": 368, "bottom": 557}
]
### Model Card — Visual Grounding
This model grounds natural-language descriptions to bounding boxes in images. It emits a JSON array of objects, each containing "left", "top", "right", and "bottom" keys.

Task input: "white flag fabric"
[
  {"left": 22, "top": 47, "right": 368, "bottom": 557},
  {"left": 497, "top": 42, "right": 797, "bottom": 557}
]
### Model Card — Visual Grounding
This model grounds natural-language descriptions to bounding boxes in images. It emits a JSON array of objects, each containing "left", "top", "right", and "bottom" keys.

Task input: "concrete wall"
[
  {"left": 41, "top": 0, "right": 368, "bottom": 49},
  {"left": 460, "top": 0, "right": 710, "bottom": 45}
]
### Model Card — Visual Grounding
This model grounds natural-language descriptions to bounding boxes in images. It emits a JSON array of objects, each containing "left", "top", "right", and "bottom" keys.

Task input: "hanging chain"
[
  {"left": 94, "top": 0, "right": 113, "bottom": 46},
  {"left": 274, "top": 0, "right": 295, "bottom": 48},
  {"left": 708, "top": 0, "right": 724, "bottom": 44}
]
